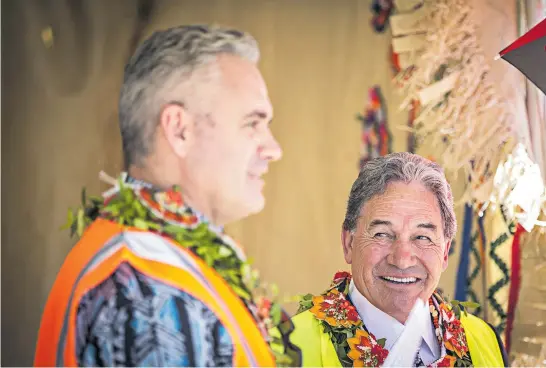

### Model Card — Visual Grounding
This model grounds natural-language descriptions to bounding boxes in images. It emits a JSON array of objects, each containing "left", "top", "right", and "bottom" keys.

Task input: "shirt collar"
[{"left": 348, "top": 279, "right": 440, "bottom": 362}]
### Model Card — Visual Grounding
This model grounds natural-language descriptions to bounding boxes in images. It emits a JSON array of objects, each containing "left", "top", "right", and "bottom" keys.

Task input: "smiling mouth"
[
  {"left": 380, "top": 276, "right": 421, "bottom": 284},
  {"left": 248, "top": 173, "right": 264, "bottom": 182},
  {"left": 248, "top": 172, "right": 266, "bottom": 179}
]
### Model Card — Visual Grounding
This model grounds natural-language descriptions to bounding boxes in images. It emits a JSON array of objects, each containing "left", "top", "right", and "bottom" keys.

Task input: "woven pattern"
[{"left": 466, "top": 230, "right": 483, "bottom": 317}]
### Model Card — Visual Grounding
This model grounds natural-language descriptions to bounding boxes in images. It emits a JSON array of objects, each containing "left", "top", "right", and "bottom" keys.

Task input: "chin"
[
  {"left": 246, "top": 196, "right": 265, "bottom": 214},
  {"left": 234, "top": 191, "right": 265, "bottom": 217}
]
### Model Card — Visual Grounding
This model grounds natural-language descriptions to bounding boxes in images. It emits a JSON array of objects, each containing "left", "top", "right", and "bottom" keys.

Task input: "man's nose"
[
  {"left": 259, "top": 131, "right": 283, "bottom": 162},
  {"left": 387, "top": 239, "right": 417, "bottom": 270}
]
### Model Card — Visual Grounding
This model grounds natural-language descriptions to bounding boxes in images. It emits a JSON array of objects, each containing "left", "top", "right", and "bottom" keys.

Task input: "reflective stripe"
[
  {"left": 56, "top": 230, "right": 259, "bottom": 367},
  {"left": 56, "top": 234, "right": 124, "bottom": 366}
]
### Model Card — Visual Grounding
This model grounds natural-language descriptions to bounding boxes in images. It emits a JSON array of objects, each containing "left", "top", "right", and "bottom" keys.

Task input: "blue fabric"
[
  {"left": 75, "top": 262, "right": 234, "bottom": 367},
  {"left": 455, "top": 204, "right": 473, "bottom": 301}
]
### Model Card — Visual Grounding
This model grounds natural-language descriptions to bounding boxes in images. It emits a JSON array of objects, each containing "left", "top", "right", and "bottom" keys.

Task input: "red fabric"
[
  {"left": 504, "top": 223, "right": 524, "bottom": 354},
  {"left": 390, "top": 47, "right": 401, "bottom": 73},
  {"left": 500, "top": 18, "right": 546, "bottom": 56}
]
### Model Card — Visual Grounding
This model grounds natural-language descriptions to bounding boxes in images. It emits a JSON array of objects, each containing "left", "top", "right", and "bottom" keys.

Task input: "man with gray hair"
[
  {"left": 287, "top": 152, "right": 508, "bottom": 367},
  {"left": 34, "top": 25, "right": 300, "bottom": 367}
]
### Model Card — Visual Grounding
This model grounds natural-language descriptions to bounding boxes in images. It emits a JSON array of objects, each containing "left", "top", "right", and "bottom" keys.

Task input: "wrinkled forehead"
[{"left": 359, "top": 182, "right": 443, "bottom": 228}]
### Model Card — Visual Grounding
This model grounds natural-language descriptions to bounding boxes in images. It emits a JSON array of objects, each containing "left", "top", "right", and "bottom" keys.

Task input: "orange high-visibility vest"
[{"left": 34, "top": 218, "right": 274, "bottom": 367}]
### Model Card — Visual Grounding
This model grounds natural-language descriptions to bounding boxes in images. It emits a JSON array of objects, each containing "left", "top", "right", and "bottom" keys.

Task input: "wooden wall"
[{"left": 1, "top": 1, "right": 477, "bottom": 365}]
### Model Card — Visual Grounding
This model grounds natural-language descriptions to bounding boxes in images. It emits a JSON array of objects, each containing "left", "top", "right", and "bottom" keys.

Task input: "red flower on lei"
[
  {"left": 332, "top": 271, "right": 352, "bottom": 285},
  {"left": 310, "top": 289, "right": 361, "bottom": 328},
  {"left": 347, "top": 329, "right": 389, "bottom": 367},
  {"left": 137, "top": 187, "right": 199, "bottom": 226},
  {"left": 439, "top": 304, "right": 469, "bottom": 359}
]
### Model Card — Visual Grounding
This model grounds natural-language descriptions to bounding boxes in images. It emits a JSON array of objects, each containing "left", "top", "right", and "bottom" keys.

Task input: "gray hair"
[
  {"left": 119, "top": 24, "right": 260, "bottom": 168},
  {"left": 342, "top": 152, "right": 457, "bottom": 240}
]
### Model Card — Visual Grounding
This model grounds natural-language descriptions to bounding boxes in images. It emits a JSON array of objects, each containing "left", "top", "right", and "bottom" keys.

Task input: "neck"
[
  {"left": 128, "top": 162, "right": 227, "bottom": 227},
  {"left": 128, "top": 165, "right": 175, "bottom": 191},
  {"left": 392, "top": 311, "right": 410, "bottom": 325},
  {"left": 391, "top": 296, "right": 435, "bottom": 324}
]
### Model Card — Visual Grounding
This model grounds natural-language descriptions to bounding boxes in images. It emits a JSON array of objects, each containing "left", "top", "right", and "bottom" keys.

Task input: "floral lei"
[
  {"left": 63, "top": 173, "right": 301, "bottom": 366},
  {"left": 298, "top": 272, "right": 474, "bottom": 367}
]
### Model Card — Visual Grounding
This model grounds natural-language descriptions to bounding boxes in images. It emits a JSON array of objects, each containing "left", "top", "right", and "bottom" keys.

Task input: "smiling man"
[
  {"left": 288, "top": 152, "right": 508, "bottom": 367},
  {"left": 34, "top": 25, "right": 300, "bottom": 367}
]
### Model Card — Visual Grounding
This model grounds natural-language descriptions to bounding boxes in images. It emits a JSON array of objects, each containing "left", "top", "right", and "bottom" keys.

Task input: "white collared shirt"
[{"left": 348, "top": 280, "right": 440, "bottom": 365}]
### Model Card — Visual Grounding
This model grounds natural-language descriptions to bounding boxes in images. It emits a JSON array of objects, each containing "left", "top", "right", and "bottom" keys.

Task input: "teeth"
[{"left": 382, "top": 276, "right": 418, "bottom": 284}]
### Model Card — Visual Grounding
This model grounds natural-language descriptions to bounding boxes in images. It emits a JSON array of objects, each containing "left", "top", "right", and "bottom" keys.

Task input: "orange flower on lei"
[
  {"left": 310, "top": 289, "right": 361, "bottom": 328},
  {"left": 137, "top": 188, "right": 199, "bottom": 226},
  {"left": 439, "top": 304, "right": 469, "bottom": 359},
  {"left": 347, "top": 329, "right": 389, "bottom": 367},
  {"left": 436, "top": 354, "right": 457, "bottom": 367}
]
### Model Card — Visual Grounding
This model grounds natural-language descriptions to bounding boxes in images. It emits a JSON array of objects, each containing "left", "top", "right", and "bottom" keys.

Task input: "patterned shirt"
[{"left": 75, "top": 261, "right": 234, "bottom": 367}]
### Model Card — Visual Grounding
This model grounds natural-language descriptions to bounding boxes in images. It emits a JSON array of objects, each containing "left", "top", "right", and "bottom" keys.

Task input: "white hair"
[
  {"left": 342, "top": 152, "right": 457, "bottom": 240},
  {"left": 118, "top": 24, "right": 260, "bottom": 168}
]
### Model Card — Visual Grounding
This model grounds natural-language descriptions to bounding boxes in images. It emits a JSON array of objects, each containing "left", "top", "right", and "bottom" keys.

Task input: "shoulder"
[
  {"left": 291, "top": 309, "right": 323, "bottom": 331},
  {"left": 460, "top": 312, "right": 499, "bottom": 339},
  {"left": 74, "top": 226, "right": 224, "bottom": 321},
  {"left": 75, "top": 224, "right": 210, "bottom": 286},
  {"left": 460, "top": 312, "right": 491, "bottom": 329},
  {"left": 62, "top": 220, "right": 207, "bottom": 288},
  {"left": 289, "top": 311, "right": 324, "bottom": 356},
  {"left": 460, "top": 313, "right": 508, "bottom": 367},
  {"left": 286, "top": 309, "right": 341, "bottom": 367},
  {"left": 271, "top": 310, "right": 322, "bottom": 341}
]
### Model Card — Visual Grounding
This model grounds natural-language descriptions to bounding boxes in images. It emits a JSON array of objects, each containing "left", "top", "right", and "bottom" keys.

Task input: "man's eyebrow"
[
  {"left": 417, "top": 222, "right": 437, "bottom": 231},
  {"left": 243, "top": 110, "right": 269, "bottom": 120},
  {"left": 243, "top": 110, "right": 274, "bottom": 126},
  {"left": 368, "top": 219, "right": 392, "bottom": 228},
  {"left": 368, "top": 220, "right": 438, "bottom": 232}
]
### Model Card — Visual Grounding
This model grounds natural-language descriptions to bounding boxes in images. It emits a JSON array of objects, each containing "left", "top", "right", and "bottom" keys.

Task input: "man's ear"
[
  {"left": 341, "top": 229, "right": 354, "bottom": 264},
  {"left": 159, "top": 103, "right": 192, "bottom": 158},
  {"left": 442, "top": 240, "right": 451, "bottom": 271}
]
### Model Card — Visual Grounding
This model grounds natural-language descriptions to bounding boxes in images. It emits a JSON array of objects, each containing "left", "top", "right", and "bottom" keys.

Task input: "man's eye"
[
  {"left": 246, "top": 121, "right": 259, "bottom": 129},
  {"left": 416, "top": 235, "right": 432, "bottom": 242},
  {"left": 374, "top": 233, "right": 390, "bottom": 239}
]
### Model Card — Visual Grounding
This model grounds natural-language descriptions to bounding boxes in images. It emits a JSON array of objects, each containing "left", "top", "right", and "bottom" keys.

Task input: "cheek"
[
  {"left": 208, "top": 138, "right": 253, "bottom": 171},
  {"left": 353, "top": 243, "right": 386, "bottom": 272},
  {"left": 419, "top": 248, "right": 445, "bottom": 275},
  {"left": 225, "top": 134, "right": 257, "bottom": 163}
]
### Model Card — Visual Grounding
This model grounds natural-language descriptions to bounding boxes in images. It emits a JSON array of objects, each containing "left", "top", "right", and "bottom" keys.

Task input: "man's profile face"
[
  {"left": 342, "top": 181, "right": 451, "bottom": 323},
  {"left": 185, "top": 54, "right": 282, "bottom": 223}
]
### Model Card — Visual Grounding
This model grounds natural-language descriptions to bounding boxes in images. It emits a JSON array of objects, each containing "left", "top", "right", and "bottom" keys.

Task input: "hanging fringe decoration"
[
  {"left": 390, "top": 47, "right": 418, "bottom": 153},
  {"left": 407, "top": 99, "right": 419, "bottom": 153},
  {"left": 480, "top": 143, "right": 546, "bottom": 233},
  {"left": 392, "top": 0, "right": 515, "bottom": 205},
  {"left": 504, "top": 223, "right": 524, "bottom": 354},
  {"left": 356, "top": 86, "right": 393, "bottom": 169}
]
